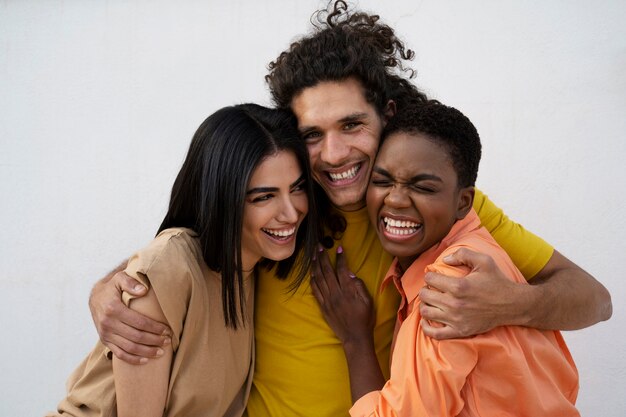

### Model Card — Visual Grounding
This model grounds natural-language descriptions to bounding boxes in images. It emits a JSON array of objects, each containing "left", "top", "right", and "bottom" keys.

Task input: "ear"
[
  {"left": 382, "top": 100, "right": 396, "bottom": 124},
  {"left": 455, "top": 186, "right": 475, "bottom": 220}
]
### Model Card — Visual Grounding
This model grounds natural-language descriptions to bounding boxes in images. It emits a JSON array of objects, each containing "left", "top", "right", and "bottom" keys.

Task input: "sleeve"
[
  {"left": 473, "top": 188, "right": 554, "bottom": 280},
  {"left": 122, "top": 232, "right": 194, "bottom": 351},
  {"left": 350, "top": 259, "right": 479, "bottom": 417}
]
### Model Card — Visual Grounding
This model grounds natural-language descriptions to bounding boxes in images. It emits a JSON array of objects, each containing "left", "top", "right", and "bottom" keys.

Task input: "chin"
[
  {"left": 327, "top": 190, "right": 367, "bottom": 210},
  {"left": 265, "top": 246, "right": 297, "bottom": 262}
]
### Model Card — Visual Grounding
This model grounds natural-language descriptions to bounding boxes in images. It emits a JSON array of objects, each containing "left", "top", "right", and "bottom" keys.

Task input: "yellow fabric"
[
  {"left": 473, "top": 189, "right": 554, "bottom": 279},
  {"left": 249, "top": 207, "right": 397, "bottom": 417},
  {"left": 247, "top": 190, "right": 555, "bottom": 417}
]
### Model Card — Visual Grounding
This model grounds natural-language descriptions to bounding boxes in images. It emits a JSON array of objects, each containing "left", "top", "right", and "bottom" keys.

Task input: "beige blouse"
[{"left": 46, "top": 228, "right": 255, "bottom": 417}]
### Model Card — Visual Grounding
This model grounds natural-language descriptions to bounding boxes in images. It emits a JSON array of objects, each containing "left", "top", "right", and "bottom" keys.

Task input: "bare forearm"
[
  {"left": 343, "top": 339, "right": 386, "bottom": 404},
  {"left": 511, "top": 250, "right": 612, "bottom": 330}
]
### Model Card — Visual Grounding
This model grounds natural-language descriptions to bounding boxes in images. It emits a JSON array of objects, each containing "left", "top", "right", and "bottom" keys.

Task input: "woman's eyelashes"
[{"left": 291, "top": 179, "right": 306, "bottom": 192}]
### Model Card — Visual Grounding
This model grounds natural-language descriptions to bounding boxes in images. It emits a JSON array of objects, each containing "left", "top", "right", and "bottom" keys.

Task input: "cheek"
[
  {"left": 366, "top": 186, "right": 383, "bottom": 207},
  {"left": 243, "top": 205, "right": 268, "bottom": 232},
  {"left": 366, "top": 187, "right": 383, "bottom": 219},
  {"left": 359, "top": 128, "right": 381, "bottom": 157},
  {"left": 294, "top": 194, "right": 309, "bottom": 217},
  {"left": 306, "top": 142, "right": 321, "bottom": 164}
]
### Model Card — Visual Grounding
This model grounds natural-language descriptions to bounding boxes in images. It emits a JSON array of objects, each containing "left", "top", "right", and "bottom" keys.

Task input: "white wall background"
[{"left": 1, "top": 1, "right": 625, "bottom": 415}]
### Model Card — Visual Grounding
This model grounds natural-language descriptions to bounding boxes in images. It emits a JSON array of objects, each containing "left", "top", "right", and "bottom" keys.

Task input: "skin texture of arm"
[
  {"left": 89, "top": 262, "right": 172, "bottom": 364},
  {"left": 419, "top": 248, "right": 612, "bottom": 339},
  {"left": 310, "top": 247, "right": 386, "bottom": 403},
  {"left": 112, "top": 286, "right": 173, "bottom": 417}
]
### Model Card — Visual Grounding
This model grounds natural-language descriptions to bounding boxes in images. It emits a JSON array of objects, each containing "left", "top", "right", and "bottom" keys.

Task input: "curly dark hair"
[
  {"left": 266, "top": 0, "right": 428, "bottom": 114},
  {"left": 382, "top": 100, "right": 482, "bottom": 188}
]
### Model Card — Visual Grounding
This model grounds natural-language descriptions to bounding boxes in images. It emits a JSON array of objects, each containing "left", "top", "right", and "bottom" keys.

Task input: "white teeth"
[
  {"left": 263, "top": 227, "right": 296, "bottom": 237},
  {"left": 328, "top": 165, "right": 359, "bottom": 181},
  {"left": 383, "top": 217, "right": 420, "bottom": 235},
  {"left": 383, "top": 217, "right": 418, "bottom": 228}
]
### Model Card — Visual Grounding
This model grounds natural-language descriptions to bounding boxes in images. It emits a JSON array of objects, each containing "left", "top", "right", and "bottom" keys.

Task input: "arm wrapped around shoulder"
[{"left": 124, "top": 228, "right": 199, "bottom": 351}]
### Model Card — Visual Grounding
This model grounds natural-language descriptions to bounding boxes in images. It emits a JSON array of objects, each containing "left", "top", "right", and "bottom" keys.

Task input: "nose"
[
  {"left": 319, "top": 131, "right": 350, "bottom": 166},
  {"left": 276, "top": 195, "right": 301, "bottom": 224},
  {"left": 384, "top": 184, "right": 411, "bottom": 209}
]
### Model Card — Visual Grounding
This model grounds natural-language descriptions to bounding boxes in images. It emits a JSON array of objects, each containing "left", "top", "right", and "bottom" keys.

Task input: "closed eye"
[
  {"left": 371, "top": 179, "right": 393, "bottom": 187},
  {"left": 291, "top": 179, "right": 307, "bottom": 192},
  {"left": 410, "top": 184, "right": 436, "bottom": 193}
]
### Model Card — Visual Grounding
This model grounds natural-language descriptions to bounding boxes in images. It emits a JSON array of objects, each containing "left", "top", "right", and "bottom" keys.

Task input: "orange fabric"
[{"left": 350, "top": 210, "right": 580, "bottom": 417}]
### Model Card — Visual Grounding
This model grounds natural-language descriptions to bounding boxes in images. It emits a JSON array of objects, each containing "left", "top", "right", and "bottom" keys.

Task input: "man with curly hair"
[{"left": 88, "top": 2, "right": 610, "bottom": 416}]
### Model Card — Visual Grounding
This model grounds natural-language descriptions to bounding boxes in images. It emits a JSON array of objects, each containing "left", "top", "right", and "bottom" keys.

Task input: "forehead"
[
  {"left": 290, "top": 78, "right": 377, "bottom": 126},
  {"left": 377, "top": 132, "right": 455, "bottom": 177},
  {"left": 249, "top": 150, "right": 301, "bottom": 185}
]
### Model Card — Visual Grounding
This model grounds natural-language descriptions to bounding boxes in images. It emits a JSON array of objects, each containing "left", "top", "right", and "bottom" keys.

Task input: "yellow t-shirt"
[{"left": 246, "top": 189, "right": 554, "bottom": 417}]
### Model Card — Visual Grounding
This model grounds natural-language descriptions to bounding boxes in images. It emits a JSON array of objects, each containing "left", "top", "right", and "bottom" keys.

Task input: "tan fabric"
[{"left": 46, "top": 228, "right": 255, "bottom": 417}]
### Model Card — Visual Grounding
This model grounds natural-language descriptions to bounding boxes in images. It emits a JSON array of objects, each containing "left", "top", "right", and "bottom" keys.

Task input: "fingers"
[
  {"left": 118, "top": 302, "right": 172, "bottom": 337},
  {"left": 419, "top": 300, "right": 450, "bottom": 325},
  {"left": 316, "top": 246, "right": 341, "bottom": 293},
  {"left": 420, "top": 318, "right": 460, "bottom": 340},
  {"left": 312, "top": 248, "right": 331, "bottom": 298},
  {"left": 107, "top": 344, "right": 150, "bottom": 365},
  {"left": 442, "top": 248, "right": 493, "bottom": 270},
  {"left": 335, "top": 246, "right": 355, "bottom": 287},
  {"left": 104, "top": 325, "right": 169, "bottom": 363},
  {"left": 352, "top": 277, "right": 372, "bottom": 306},
  {"left": 423, "top": 271, "right": 463, "bottom": 295},
  {"left": 112, "top": 271, "right": 147, "bottom": 296}
]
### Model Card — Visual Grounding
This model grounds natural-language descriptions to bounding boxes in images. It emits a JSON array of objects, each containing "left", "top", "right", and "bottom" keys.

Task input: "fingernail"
[
  {"left": 162, "top": 329, "right": 172, "bottom": 337},
  {"left": 156, "top": 348, "right": 164, "bottom": 357},
  {"left": 139, "top": 357, "right": 148, "bottom": 365},
  {"left": 443, "top": 255, "right": 453, "bottom": 262},
  {"left": 337, "top": 246, "right": 343, "bottom": 254},
  {"left": 318, "top": 246, "right": 324, "bottom": 252},
  {"left": 162, "top": 337, "right": 171, "bottom": 346},
  {"left": 349, "top": 273, "right": 356, "bottom": 279},
  {"left": 134, "top": 284, "right": 144, "bottom": 292}
]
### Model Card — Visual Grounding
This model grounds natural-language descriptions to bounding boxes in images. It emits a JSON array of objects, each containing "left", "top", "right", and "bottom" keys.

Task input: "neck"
[{"left": 397, "top": 255, "right": 418, "bottom": 274}]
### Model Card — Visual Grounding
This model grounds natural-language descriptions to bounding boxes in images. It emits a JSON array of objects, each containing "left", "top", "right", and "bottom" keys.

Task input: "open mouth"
[
  {"left": 262, "top": 226, "right": 297, "bottom": 241},
  {"left": 327, "top": 163, "right": 361, "bottom": 183},
  {"left": 382, "top": 217, "right": 422, "bottom": 236}
]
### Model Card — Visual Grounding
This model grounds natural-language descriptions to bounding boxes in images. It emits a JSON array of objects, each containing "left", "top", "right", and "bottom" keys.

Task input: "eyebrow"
[
  {"left": 298, "top": 112, "right": 370, "bottom": 133},
  {"left": 372, "top": 167, "right": 443, "bottom": 183},
  {"left": 246, "top": 174, "right": 306, "bottom": 195}
]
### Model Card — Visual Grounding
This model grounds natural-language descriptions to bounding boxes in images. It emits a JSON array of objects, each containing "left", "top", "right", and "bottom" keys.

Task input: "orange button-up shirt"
[{"left": 350, "top": 210, "right": 580, "bottom": 417}]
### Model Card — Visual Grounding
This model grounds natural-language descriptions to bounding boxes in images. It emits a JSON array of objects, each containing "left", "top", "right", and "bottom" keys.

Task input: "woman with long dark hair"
[{"left": 47, "top": 104, "right": 319, "bottom": 417}]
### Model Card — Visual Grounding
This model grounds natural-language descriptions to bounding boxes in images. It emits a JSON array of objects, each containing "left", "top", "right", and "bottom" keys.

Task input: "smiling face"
[
  {"left": 366, "top": 132, "right": 473, "bottom": 270},
  {"left": 291, "top": 77, "right": 388, "bottom": 211},
  {"left": 241, "top": 150, "right": 309, "bottom": 271}
]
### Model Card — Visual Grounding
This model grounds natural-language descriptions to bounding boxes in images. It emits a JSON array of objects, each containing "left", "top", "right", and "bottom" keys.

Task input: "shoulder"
[
  {"left": 428, "top": 225, "right": 501, "bottom": 278},
  {"left": 137, "top": 227, "right": 200, "bottom": 267},
  {"left": 126, "top": 228, "right": 204, "bottom": 287}
]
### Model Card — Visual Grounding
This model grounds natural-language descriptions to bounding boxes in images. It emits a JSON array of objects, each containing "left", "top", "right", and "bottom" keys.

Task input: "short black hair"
[
  {"left": 159, "top": 104, "right": 319, "bottom": 328},
  {"left": 382, "top": 100, "right": 482, "bottom": 188}
]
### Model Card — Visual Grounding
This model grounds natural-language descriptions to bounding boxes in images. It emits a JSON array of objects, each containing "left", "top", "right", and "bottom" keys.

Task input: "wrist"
[
  {"left": 342, "top": 335, "right": 375, "bottom": 357},
  {"left": 507, "top": 281, "right": 542, "bottom": 327}
]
